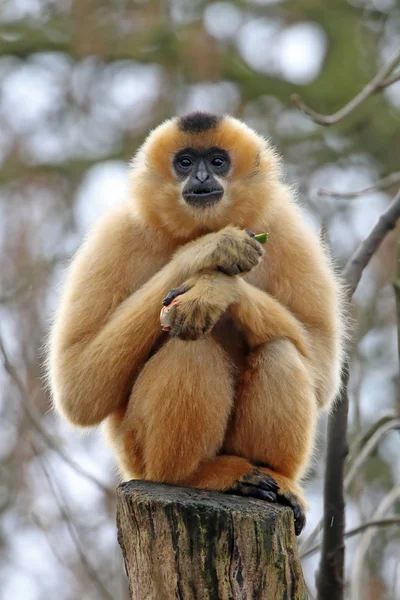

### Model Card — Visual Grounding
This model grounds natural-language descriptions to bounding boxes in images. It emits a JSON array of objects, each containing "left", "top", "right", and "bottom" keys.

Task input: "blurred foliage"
[{"left": 0, "top": 1, "right": 399, "bottom": 599}]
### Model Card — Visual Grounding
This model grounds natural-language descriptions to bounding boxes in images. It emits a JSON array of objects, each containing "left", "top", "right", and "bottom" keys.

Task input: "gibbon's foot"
[
  {"left": 226, "top": 468, "right": 278, "bottom": 502},
  {"left": 226, "top": 468, "right": 306, "bottom": 535}
]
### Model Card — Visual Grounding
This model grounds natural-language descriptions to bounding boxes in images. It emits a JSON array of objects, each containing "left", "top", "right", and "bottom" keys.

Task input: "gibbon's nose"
[{"left": 195, "top": 160, "right": 209, "bottom": 183}]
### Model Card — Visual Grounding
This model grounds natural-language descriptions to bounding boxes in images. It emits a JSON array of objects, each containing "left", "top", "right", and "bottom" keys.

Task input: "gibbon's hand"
[
  {"left": 162, "top": 271, "right": 240, "bottom": 340},
  {"left": 210, "top": 226, "right": 264, "bottom": 275},
  {"left": 185, "top": 226, "right": 264, "bottom": 276}
]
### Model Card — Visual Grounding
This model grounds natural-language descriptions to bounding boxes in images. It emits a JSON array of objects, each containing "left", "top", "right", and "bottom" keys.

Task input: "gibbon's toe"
[{"left": 276, "top": 489, "right": 307, "bottom": 536}]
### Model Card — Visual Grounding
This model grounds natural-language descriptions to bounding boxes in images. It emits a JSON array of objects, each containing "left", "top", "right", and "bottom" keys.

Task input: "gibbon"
[{"left": 48, "top": 112, "right": 344, "bottom": 535}]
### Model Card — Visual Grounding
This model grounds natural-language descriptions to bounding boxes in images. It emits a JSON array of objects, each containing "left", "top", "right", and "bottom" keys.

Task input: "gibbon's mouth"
[{"left": 183, "top": 189, "right": 223, "bottom": 207}]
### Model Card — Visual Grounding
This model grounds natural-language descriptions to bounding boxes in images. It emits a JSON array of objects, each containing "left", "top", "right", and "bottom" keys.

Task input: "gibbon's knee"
[
  {"left": 121, "top": 336, "right": 235, "bottom": 483},
  {"left": 103, "top": 407, "right": 146, "bottom": 481},
  {"left": 225, "top": 339, "right": 318, "bottom": 481}
]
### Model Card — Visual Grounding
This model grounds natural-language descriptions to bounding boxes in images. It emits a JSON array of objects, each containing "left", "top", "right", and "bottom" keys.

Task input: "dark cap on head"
[{"left": 178, "top": 112, "right": 221, "bottom": 134}]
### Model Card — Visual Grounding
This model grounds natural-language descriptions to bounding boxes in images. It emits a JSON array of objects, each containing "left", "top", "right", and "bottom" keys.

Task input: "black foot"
[
  {"left": 225, "top": 469, "right": 278, "bottom": 503},
  {"left": 226, "top": 468, "right": 306, "bottom": 536}
]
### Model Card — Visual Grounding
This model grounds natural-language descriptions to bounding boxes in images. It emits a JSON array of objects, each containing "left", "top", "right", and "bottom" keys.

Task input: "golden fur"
[{"left": 47, "top": 114, "right": 344, "bottom": 527}]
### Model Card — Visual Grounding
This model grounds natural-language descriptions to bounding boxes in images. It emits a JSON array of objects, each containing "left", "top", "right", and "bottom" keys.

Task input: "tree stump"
[{"left": 117, "top": 480, "right": 307, "bottom": 600}]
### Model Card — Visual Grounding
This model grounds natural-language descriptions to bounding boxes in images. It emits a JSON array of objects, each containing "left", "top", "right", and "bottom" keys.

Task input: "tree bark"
[
  {"left": 316, "top": 365, "right": 349, "bottom": 600},
  {"left": 116, "top": 480, "right": 307, "bottom": 600}
]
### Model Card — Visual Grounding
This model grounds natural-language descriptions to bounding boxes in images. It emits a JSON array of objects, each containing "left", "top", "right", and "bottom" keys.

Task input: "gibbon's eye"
[
  {"left": 211, "top": 156, "right": 225, "bottom": 168},
  {"left": 178, "top": 157, "right": 193, "bottom": 169}
]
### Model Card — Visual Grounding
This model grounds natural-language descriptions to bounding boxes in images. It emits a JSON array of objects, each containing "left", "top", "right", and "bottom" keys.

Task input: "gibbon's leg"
[
  {"left": 112, "top": 336, "right": 244, "bottom": 484},
  {"left": 161, "top": 273, "right": 315, "bottom": 534},
  {"left": 105, "top": 336, "right": 282, "bottom": 508},
  {"left": 223, "top": 338, "right": 318, "bottom": 535},
  {"left": 103, "top": 406, "right": 146, "bottom": 480}
]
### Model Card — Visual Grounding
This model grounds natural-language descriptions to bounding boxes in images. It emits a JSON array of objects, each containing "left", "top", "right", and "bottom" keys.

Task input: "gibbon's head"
[{"left": 130, "top": 112, "right": 283, "bottom": 239}]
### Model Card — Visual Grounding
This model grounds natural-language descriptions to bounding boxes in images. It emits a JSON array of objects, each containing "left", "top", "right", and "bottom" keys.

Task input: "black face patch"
[
  {"left": 172, "top": 147, "right": 230, "bottom": 208},
  {"left": 178, "top": 112, "right": 221, "bottom": 134}
]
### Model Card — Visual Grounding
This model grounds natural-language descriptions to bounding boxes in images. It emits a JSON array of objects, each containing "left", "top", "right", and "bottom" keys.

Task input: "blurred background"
[{"left": 0, "top": 1, "right": 399, "bottom": 599}]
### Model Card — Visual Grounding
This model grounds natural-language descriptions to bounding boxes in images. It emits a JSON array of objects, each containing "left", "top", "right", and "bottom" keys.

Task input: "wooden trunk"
[{"left": 117, "top": 480, "right": 307, "bottom": 600}]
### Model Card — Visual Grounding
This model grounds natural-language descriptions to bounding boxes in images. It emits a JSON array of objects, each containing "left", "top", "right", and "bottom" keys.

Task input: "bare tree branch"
[
  {"left": 300, "top": 413, "right": 399, "bottom": 556},
  {"left": 343, "top": 188, "right": 400, "bottom": 296},
  {"left": 292, "top": 49, "right": 400, "bottom": 125},
  {"left": 302, "top": 518, "right": 400, "bottom": 560},
  {"left": 30, "top": 440, "right": 114, "bottom": 600},
  {"left": 30, "top": 512, "right": 83, "bottom": 592},
  {"left": 351, "top": 486, "right": 400, "bottom": 600},
  {"left": 0, "top": 334, "right": 114, "bottom": 498},
  {"left": 344, "top": 418, "right": 400, "bottom": 490},
  {"left": 393, "top": 233, "right": 400, "bottom": 412},
  {"left": 376, "top": 71, "right": 400, "bottom": 90},
  {"left": 316, "top": 366, "right": 349, "bottom": 600},
  {"left": 318, "top": 172, "right": 400, "bottom": 199},
  {"left": 346, "top": 410, "right": 397, "bottom": 465},
  {"left": 316, "top": 187, "right": 400, "bottom": 600}
]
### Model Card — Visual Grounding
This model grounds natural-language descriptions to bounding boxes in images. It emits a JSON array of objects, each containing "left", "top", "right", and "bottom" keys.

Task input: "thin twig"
[
  {"left": 318, "top": 172, "right": 400, "bottom": 199},
  {"left": 346, "top": 410, "right": 397, "bottom": 466},
  {"left": 344, "top": 419, "right": 400, "bottom": 489},
  {"left": 0, "top": 334, "right": 114, "bottom": 497},
  {"left": 302, "top": 518, "right": 400, "bottom": 560},
  {"left": 30, "top": 439, "right": 114, "bottom": 600},
  {"left": 376, "top": 71, "right": 400, "bottom": 90},
  {"left": 300, "top": 414, "right": 399, "bottom": 556},
  {"left": 292, "top": 49, "right": 400, "bottom": 125},
  {"left": 30, "top": 512, "right": 83, "bottom": 591},
  {"left": 393, "top": 233, "right": 400, "bottom": 412},
  {"left": 351, "top": 486, "right": 400, "bottom": 600},
  {"left": 343, "top": 188, "right": 400, "bottom": 296}
]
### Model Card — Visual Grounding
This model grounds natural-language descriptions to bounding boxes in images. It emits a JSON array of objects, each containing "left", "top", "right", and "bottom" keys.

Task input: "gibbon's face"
[
  {"left": 173, "top": 146, "right": 230, "bottom": 208},
  {"left": 130, "top": 112, "right": 280, "bottom": 239}
]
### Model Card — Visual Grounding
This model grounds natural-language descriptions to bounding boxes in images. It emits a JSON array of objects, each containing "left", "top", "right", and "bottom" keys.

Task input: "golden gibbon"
[{"left": 48, "top": 112, "right": 344, "bottom": 534}]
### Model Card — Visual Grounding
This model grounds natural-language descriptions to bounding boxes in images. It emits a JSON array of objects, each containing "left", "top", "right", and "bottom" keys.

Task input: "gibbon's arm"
[
  {"left": 49, "top": 212, "right": 261, "bottom": 427},
  {"left": 230, "top": 279, "right": 310, "bottom": 358},
  {"left": 231, "top": 212, "right": 343, "bottom": 409}
]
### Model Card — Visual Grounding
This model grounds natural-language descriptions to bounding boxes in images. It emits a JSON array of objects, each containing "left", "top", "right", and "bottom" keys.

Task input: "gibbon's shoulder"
[{"left": 78, "top": 203, "right": 152, "bottom": 257}]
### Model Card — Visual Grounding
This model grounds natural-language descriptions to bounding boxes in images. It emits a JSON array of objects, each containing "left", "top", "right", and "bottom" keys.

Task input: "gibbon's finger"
[
  {"left": 255, "top": 476, "right": 279, "bottom": 494},
  {"left": 241, "top": 247, "right": 263, "bottom": 267},
  {"left": 162, "top": 285, "right": 189, "bottom": 306},
  {"left": 247, "top": 231, "right": 256, "bottom": 237},
  {"left": 240, "top": 468, "right": 279, "bottom": 491},
  {"left": 244, "top": 238, "right": 265, "bottom": 257},
  {"left": 217, "top": 264, "right": 242, "bottom": 276}
]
